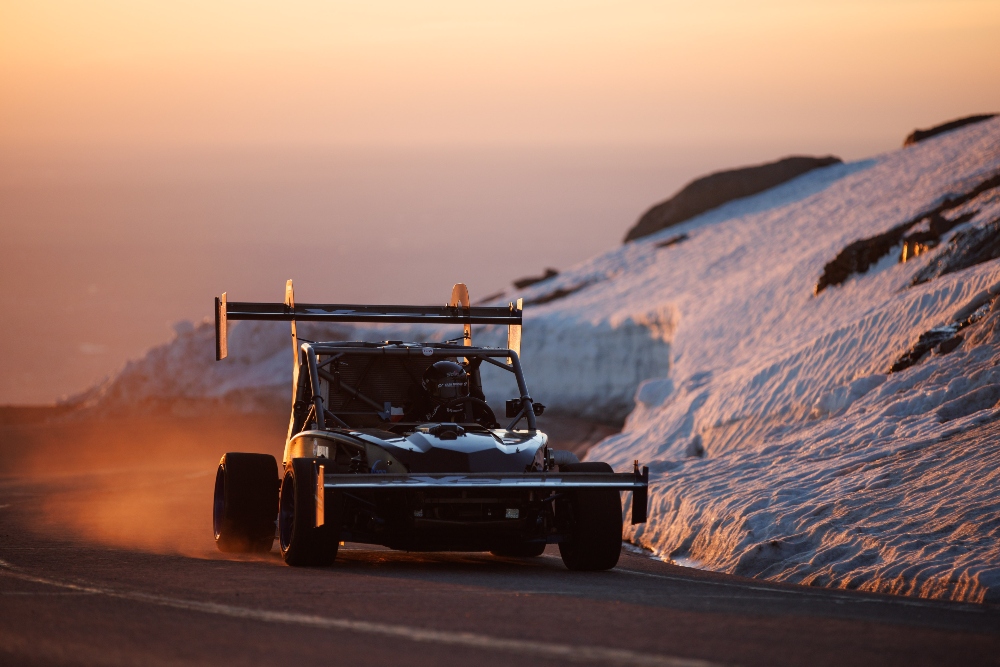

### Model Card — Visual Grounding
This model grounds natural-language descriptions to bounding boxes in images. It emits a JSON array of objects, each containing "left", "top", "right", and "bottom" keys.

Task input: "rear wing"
[{"left": 215, "top": 281, "right": 522, "bottom": 361}]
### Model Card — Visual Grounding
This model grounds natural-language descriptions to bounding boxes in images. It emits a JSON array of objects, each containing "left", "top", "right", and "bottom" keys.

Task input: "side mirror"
[{"left": 506, "top": 399, "right": 546, "bottom": 418}]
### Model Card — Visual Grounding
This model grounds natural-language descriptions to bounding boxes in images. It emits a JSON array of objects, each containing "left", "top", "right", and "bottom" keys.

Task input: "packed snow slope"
[
  {"left": 75, "top": 118, "right": 1000, "bottom": 602},
  {"left": 548, "top": 118, "right": 1000, "bottom": 603}
]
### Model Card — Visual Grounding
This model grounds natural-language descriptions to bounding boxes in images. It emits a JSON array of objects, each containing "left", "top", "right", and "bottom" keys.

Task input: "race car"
[{"left": 211, "top": 281, "right": 649, "bottom": 570}]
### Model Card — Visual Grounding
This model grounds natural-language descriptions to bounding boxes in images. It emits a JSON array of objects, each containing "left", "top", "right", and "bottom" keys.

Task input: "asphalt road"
[{"left": 1, "top": 471, "right": 998, "bottom": 667}]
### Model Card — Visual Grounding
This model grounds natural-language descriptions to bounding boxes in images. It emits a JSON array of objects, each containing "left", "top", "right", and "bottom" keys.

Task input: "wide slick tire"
[
  {"left": 557, "top": 462, "right": 623, "bottom": 571},
  {"left": 213, "top": 453, "right": 279, "bottom": 553},
  {"left": 279, "top": 458, "right": 338, "bottom": 566}
]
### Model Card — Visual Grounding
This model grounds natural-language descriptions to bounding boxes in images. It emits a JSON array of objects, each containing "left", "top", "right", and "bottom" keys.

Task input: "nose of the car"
[{"left": 406, "top": 430, "right": 499, "bottom": 453}]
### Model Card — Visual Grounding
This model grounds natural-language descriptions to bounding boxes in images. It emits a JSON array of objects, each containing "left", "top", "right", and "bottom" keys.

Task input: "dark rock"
[
  {"left": 889, "top": 299, "right": 992, "bottom": 374},
  {"left": 889, "top": 325, "right": 959, "bottom": 373},
  {"left": 624, "top": 155, "right": 842, "bottom": 243},
  {"left": 816, "top": 224, "right": 911, "bottom": 295},
  {"left": 815, "top": 172, "right": 1000, "bottom": 294},
  {"left": 903, "top": 114, "right": 996, "bottom": 147},
  {"left": 523, "top": 280, "right": 595, "bottom": 307},
  {"left": 655, "top": 233, "right": 689, "bottom": 249},
  {"left": 513, "top": 268, "right": 559, "bottom": 289},
  {"left": 901, "top": 211, "right": 978, "bottom": 252},
  {"left": 911, "top": 216, "right": 1000, "bottom": 286},
  {"left": 937, "top": 335, "right": 964, "bottom": 355}
]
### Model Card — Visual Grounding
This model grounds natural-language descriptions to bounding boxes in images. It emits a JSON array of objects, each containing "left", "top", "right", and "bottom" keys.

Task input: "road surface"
[{"left": 0, "top": 469, "right": 997, "bottom": 667}]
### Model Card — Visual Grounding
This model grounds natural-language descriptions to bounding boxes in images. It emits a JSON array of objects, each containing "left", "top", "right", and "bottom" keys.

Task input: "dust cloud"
[
  {"left": 0, "top": 407, "right": 615, "bottom": 559},
  {"left": 0, "top": 408, "right": 285, "bottom": 559}
]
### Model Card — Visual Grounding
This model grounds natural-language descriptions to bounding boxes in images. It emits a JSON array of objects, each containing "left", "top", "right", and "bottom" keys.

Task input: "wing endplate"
[
  {"left": 449, "top": 283, "right": 472, "bottom": 347},
  {"left": 285, "top": 279, "right": 298, "bottom": 362},
  {"left": 215, "top": 293, "right": 228, "bottom": 361},
  {"left": 507, "top": 298, "right": 522, "bottom": 365}
]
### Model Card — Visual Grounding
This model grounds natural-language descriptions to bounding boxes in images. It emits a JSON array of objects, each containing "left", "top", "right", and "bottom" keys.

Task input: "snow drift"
[{"left": 74, "top": 117, "right": 1000, "bottom": 602}]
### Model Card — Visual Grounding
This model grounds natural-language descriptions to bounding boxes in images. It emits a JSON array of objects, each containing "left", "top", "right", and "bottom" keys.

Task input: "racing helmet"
[{"left": 422, "top": 360, "right": 470, "bottom": 403}]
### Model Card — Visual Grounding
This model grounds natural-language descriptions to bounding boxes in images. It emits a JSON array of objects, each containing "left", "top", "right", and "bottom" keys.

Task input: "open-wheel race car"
[{"left": 211, "top": 281, "right": 649, "bottom": 570}]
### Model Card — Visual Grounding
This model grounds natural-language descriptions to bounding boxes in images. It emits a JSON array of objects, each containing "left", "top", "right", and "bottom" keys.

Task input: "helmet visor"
[{"left": 434, "top": 377, "right": 469, "bottom": 400}]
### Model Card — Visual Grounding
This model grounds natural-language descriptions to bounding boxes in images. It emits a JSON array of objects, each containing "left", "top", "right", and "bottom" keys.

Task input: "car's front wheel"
[
  {"left": 213, "top": 452, "right": 279, "bottom": 553},
  {"left": 557, "top": 462, "right": 623, "bottom": 571},
  {"left": 279, "top": 458, "right": 338, "bottom": 566}
]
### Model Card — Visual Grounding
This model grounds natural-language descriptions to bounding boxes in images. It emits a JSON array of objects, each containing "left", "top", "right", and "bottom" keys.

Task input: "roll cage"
[
  {"left": 215, "top": 281, "right": 533, "bottom": 436},
  {"left": 292, "top": 342, "right": 539, "bottom": 435}
]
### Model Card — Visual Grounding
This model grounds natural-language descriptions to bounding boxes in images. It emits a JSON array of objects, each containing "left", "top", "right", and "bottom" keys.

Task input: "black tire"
[
  {"left": 213, "top": 453, "right": 279, "bottom": 553},
  {"left": 279, "top": 458, "right": 338, "bottom": 566},
  {"left": 490, "top": 541, "right": 547, "bottom": 558},
  {"left": 557, "top": 462, "right": 623, "bottom": 571}
]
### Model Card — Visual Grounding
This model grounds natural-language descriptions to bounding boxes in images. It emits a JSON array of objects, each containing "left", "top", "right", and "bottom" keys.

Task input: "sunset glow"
[
  {"left": 2, "top": 0, "right": 998, "bottom": 148},
  {"left": 1, "top": 0, "right": 999, "bottom": 403}
]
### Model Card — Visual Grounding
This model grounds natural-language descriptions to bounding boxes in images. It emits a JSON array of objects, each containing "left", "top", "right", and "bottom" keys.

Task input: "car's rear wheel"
[
  {"left": 557, "top": 462, "right": 623, "bottom": 571},
  {"left": 213, "top": 453, "right": 279, "bottom": 553},
  {"left": 279, "top": 458, "right": 338, "bottom": 566},
  {"left": 490, "top": 541, "right": 547, "bottom": 558}
]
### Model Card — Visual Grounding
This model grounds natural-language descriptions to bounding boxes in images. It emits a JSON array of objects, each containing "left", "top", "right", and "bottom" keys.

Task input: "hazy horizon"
[
  {"left": 4, "top": 141, "right": 859, "bottom": 404},
  {"left": 2, "top": 0, "right": 999, "bottom": 403}
]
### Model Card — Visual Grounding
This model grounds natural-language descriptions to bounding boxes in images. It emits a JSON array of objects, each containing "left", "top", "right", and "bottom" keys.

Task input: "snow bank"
[
  {"left": 72, "top": 304, "right": 672, "bottom": 424},
  {"left": 66, "top": 320, "right": 346, "bottom": 414},
  {"left": 77, "top": 117, "right": 1000, "bottom": 602},
  {"left": 568, "top": 117, "right": 1000, "bottom": 603}
]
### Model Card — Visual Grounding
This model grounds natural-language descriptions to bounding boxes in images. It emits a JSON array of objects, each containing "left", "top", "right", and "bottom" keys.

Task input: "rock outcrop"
[
  {"left": 623, "top": 155, "right": 842, "bottom": 243},
  {"left": 911, "top": 216, "right": 1000, "bottom": 287},
  {"left": 814, "top": 171, "right": 1000, "bottom": 294},
  {"left": 903, "top": 114, "right": 996, "bottom": 146},
  {"left": 512, "top": 268, "right": 559, "bottom": 289}
]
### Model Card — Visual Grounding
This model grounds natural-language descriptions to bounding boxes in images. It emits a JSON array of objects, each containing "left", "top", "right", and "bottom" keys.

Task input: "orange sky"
[
  {"left": 2, "top": 0, "right": 999, "bottom": 150},
  {"left": 2, "top": 0, "right": 1000, "bottom": 404}
]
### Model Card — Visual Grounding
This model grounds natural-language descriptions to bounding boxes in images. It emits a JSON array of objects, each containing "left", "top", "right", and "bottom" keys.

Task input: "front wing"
[{"left": 316, "top": 468, "right": 650, "bottom": 525}]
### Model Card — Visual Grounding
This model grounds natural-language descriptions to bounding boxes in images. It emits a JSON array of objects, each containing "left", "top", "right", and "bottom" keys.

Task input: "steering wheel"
[{"left": 440, "top": 396, "right": 499, "bottom": 428}]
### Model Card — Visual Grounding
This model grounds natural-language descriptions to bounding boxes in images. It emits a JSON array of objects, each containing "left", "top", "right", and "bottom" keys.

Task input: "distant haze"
[{"left": 1, "top": 0, "right": 999, "bottom": 403}]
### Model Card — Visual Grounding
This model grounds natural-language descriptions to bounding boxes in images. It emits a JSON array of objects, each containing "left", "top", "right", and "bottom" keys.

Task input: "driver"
[{"left": 405, "top": 360, "right": 498, "bottom": 427}]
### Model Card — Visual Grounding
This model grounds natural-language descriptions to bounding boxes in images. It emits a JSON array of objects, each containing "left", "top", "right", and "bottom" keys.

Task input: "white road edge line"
[{"left": 0, "top": 559, "right": 723, "bottom": 667}]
